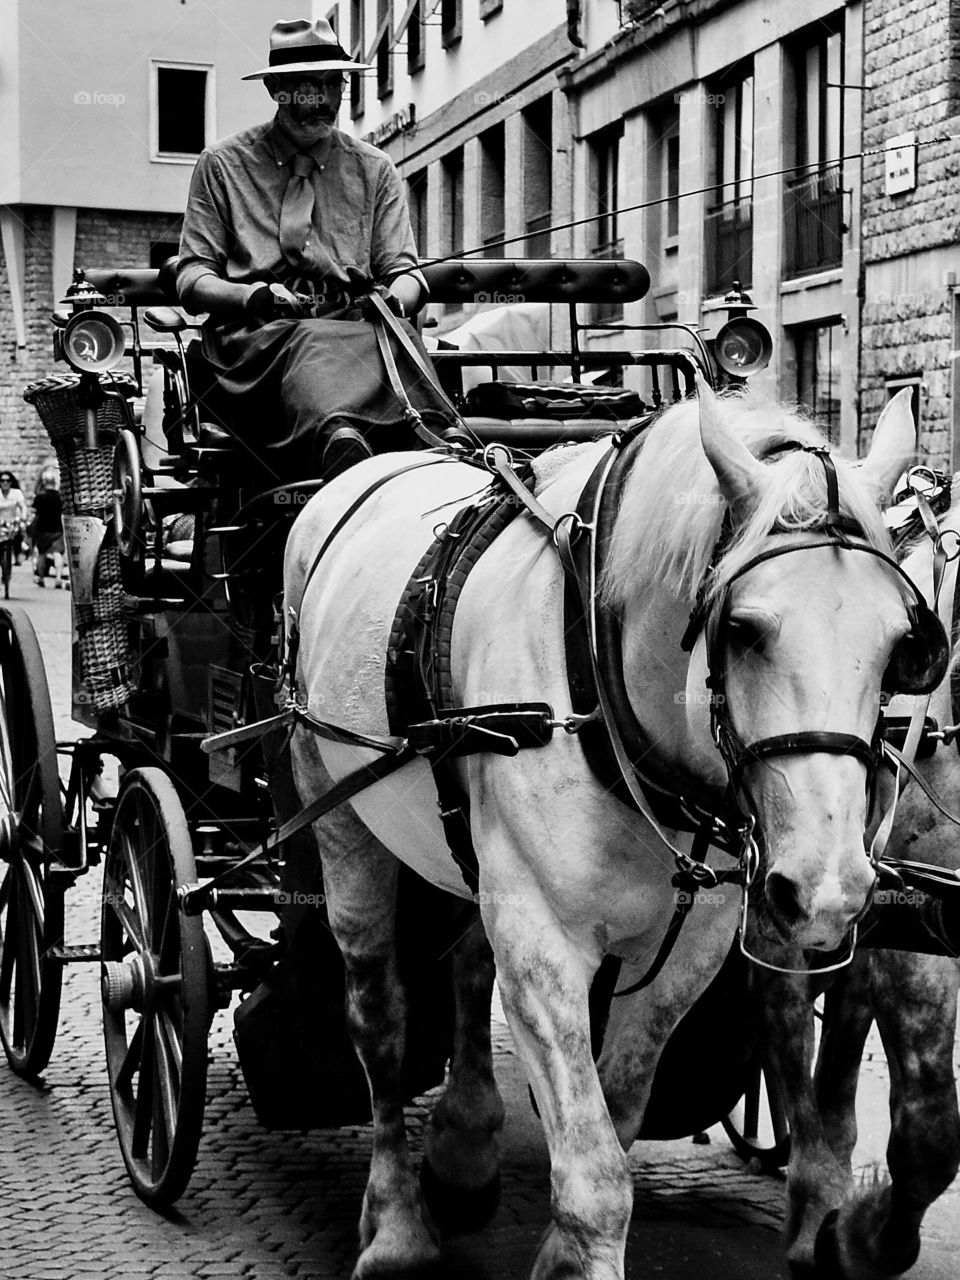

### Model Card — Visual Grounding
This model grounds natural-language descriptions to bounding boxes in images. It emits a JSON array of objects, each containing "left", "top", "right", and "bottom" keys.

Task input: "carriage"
[{"left": 3, "top": 255, "right": 960, "bottom": 1277}]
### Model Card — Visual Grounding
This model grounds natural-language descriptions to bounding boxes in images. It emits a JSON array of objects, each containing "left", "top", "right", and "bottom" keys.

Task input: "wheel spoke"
[
  {"left": 152, "top": 1011, "right": 180, "bottom": 1152},
  {"left": 0, "top": 869, "right": 19, "bottom": 1002},
  {"left": 156, "top": 1004, "right": 184, "bottom": 1081},
  {"left": 113, "top": 1018, "right": 144, "bottom": 1095},
  {"left": 131, "top": 1016, "right": 156, "bottom": 1159},
  {"left": 103, "top": 873, "right": 145, "bottom": 952}
]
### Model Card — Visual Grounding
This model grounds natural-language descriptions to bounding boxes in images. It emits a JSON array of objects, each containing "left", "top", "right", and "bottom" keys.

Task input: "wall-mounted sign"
[
  {"left": 885, "top": 132, "right": 917, "bottom": 196},
  {"left": 362, "top": 104, "right": 416, "bottom": 150}
]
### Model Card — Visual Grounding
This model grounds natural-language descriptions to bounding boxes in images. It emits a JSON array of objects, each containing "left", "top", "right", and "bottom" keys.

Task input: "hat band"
[{"left": 269, "top": 44, "right": 351, "bottom": 67}]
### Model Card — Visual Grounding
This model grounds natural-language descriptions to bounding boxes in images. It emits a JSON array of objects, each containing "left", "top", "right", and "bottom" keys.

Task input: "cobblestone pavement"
[{"left": 1, "top": 562, "right": 959, "bottom": 1279}]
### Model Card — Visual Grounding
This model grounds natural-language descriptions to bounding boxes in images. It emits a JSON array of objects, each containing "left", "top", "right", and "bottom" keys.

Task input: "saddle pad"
[{"left": 464, "top": 380, "right": 647, "bottom": 421}]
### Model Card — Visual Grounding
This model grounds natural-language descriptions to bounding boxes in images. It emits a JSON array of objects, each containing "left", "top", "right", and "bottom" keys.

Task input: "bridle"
[{"left": 684, "top": 448, "right": 950, "bottom": 972}]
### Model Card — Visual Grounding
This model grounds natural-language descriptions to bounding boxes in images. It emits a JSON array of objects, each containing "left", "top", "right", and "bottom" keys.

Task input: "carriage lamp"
[
  {"left": 59, "top": 310, "right": 127, "bottom": 375},
  {"left": 713, "top": 281, "right": 773, "bottom": 380}
]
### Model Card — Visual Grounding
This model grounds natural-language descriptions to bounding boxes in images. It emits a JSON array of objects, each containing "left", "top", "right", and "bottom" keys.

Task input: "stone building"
[
  {"left": 348, "top": 0, "right": 878, "bottom": 445},
  {"left": 0, "top": 0, "right": 278, "bottom": 482},
  {"left": 860, "top": 0, "right": 960, "bottom": 464}
]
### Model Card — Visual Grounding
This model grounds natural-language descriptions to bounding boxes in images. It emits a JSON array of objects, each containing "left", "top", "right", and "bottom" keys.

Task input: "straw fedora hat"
[{"left": 243, "top": 17, "right": 371, "bottom": 79}]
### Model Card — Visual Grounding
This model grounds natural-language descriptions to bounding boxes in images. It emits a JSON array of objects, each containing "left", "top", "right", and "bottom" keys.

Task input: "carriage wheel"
[
  {"left": 721, "top": 1052, "right": 791, "bottom": 1171},
  {"left": 112, "top": 428, "right": 146, "bottom": 567},
  {"left": 0, "top": 606, "right": 65, "bottom": 1076},
  {"left": 101, "top": 768, "right": 209, "bottom": 1206}
]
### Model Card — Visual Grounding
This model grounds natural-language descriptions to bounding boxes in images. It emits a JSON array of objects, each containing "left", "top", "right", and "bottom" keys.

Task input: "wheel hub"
[{"left": 101, "top": 952, "right": 154, "bottom": 1013}]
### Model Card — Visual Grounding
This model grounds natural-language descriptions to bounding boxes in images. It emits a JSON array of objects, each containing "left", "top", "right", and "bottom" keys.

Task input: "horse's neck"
[{"left": 619, "top": 576, "right": 730, "bottom": 801}]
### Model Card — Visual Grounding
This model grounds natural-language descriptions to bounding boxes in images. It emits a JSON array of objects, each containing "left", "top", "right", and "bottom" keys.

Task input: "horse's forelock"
[{"left": 600, "top": 392, "right": 894, "bottom": 610}]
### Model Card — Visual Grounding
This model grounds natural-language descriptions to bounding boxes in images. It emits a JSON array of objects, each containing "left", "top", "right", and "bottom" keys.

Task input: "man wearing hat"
[{"left": 177, "top": 17, "right": 453, "bottom": 481}]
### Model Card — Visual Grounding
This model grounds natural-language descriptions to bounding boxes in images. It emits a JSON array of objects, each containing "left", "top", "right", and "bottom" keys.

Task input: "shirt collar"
[{"left": 267, "top": 117, "right": 338, "bottom": 170}]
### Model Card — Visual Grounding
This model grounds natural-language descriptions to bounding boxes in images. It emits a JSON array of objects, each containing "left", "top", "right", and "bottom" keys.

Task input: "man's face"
[{"left": 270, "top": 73, "right": 344, "bottom": 145}]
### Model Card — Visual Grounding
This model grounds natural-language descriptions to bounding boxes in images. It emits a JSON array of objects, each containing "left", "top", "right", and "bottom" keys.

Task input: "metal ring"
[
  {"left": 907, "top": 465, "right": 939, "bottom": 497},
  {"left": 936, "top": 527, "right": 960, "bottom": 562},
  {"left": 550, "top": 510, "right": 588, "bottom": 551},
  {"left": 482, "top": 442, "right": 512, "bottom": 472}
]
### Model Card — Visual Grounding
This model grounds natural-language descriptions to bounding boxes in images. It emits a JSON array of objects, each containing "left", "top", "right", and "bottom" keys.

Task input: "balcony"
[
  {"left": 703, "top": 200, "right": 753, "bottom": 296},
  {"left": 784, "top": 165, "right": 843, "bottom": 277}
]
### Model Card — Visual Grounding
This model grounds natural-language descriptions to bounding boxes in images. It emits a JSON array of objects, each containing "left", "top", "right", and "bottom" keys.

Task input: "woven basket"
[{"left": 24, "top": 373, "right": 138, "bottom": 713}]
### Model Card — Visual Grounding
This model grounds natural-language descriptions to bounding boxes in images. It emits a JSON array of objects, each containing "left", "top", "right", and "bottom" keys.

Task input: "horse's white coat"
[{"left": 283, "top": 389, "right": 923, "bottom": 1280}]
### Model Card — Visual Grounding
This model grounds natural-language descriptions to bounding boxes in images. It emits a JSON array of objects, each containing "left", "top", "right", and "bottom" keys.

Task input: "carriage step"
[{"left": 50, "top": 944, "right": 101, "bottom": 965}]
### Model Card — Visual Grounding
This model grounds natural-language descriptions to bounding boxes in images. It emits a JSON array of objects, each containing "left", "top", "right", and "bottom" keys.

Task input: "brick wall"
[
  {"left": 860, "top": 0, "right": 960, "bottom": 459},
  {"left": 0, "top": 207, "right": 181, "bottom": 494}
]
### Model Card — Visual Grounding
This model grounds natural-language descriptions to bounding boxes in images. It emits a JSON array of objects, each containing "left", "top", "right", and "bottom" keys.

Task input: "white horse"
[
  {"left": 283, "top": 384, "right": 935, "bottom": 1279},
  {"left": 721, "top": 480, "right": 960, "bottom": 1279}
]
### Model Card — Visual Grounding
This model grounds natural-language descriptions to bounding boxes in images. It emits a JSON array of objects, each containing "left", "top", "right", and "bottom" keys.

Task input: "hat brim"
[{"left": 243, "top": 59, "right": 371, "bottom": 80}]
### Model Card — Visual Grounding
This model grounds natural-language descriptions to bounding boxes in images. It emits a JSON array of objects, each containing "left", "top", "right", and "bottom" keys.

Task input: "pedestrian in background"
[
  {"left": 0, "top": 471, "right": 28, "bottom": 547},
  {"left": 32, "top": 465, "right": 66, "bottom": 588}
]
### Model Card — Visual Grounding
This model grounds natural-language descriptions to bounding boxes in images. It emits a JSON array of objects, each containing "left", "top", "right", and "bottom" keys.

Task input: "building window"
[
  {"left": 480, "top": 125, "right": 505, "bottom": 257},
  {"left": 441, "top": 0, "right": 463, "bottom": 49},
  {"left": 407, "top": 1, "right": 425, "bottom": 75},
  {"left": 653, "top": 106, "right": 680, "bottom": 250},
  {"left": 523, "top": 96, "right": 553, "bottom": 257},
  {"left": 588, "top": 124, "right": 624, "bottom": 321},
  {"left": 784, "top": 18, "right": 844, "bottom": 276},
  {"left": 376, "top": 0, "right": 394, "bottom": 100},
  {"left": 704, "top": 65, "right": 753, "bottom": 295},
  {"left": 796, "top": 321, "right": 842, "bottom": 443},
  {"left": 350, "top": 0, "right": 365, "bottom": 120},
  {"left": 442, "top": 149, "right": 464, "bottom": 256},
  {"left": 407, "top": 169, "right": 428, "bottom": 257},
  {"left": 152, "top": 63, "right": 212, "bottom": 160}
]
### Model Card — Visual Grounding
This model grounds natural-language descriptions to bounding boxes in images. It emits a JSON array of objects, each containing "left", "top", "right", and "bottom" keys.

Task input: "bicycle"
[{"left": 0, "top": 520, "right": 24, "bottom": 600}]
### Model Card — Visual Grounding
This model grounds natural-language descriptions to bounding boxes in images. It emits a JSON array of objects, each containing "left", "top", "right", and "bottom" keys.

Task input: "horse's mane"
[{"left": 599, "top": 390, "right": 895, "bottom": 610}]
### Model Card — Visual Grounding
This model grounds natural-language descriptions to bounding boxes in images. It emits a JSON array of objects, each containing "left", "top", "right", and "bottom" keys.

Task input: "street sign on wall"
[{"left": 885, "top": 132, "right": 917, "bottom": 196}]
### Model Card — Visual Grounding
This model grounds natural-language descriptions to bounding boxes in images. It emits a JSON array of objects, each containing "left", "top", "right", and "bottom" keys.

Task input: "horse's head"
[{"left": 695, "top": 385, "right": 947, "bottom": 952}]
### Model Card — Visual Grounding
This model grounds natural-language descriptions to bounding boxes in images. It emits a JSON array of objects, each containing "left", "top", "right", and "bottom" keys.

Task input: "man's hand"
[
  {"left": 244, "top": 282, "right": 304, "bottom": 319},
  {"left": 359, "top": 285, "right": 406, "bottom": 322}
]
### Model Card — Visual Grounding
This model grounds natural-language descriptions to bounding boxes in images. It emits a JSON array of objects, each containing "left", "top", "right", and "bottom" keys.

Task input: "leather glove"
[
  {"left": 359, "top": 285, "right": 405, "bottom": 321},
  {"left": 244, "top": 282, "right": 302, "bottom": 320}
]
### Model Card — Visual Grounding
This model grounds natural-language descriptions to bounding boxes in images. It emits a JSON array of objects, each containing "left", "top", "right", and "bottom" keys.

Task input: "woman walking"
[{"left": 32, "top": 466, "right": 66, "bottom": 588}]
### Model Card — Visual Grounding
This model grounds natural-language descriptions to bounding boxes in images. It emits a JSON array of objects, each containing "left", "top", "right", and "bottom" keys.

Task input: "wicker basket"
[{"left": 24, "top": 373, "right": 138, "bottom": 713}]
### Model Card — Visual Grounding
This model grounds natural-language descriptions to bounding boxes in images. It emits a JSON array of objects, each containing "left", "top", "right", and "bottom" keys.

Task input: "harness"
[{"left": 183, "top": 308, "right": 958, "bottom": 983}]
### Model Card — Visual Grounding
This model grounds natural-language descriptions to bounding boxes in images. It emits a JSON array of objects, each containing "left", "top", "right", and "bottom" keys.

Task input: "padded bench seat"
[{"left": 459, "top": 416, "right": 651, "bottom": 447}]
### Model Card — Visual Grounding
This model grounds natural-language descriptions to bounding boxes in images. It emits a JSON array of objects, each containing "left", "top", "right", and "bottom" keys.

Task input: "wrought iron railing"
[
  {"left": 784, "top": 165, "right": 843, "bottom": 277},
  {"left": 703, "top": 201, "right": 753, "bottom": 296}
]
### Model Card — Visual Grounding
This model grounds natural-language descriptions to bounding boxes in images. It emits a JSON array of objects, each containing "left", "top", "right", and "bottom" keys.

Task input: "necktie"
[{"left": 279, "top": 153, "right": 317, "bottom": 266}]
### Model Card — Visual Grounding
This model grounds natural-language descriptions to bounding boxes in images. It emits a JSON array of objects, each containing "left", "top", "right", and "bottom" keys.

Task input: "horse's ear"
[
  {"left": 857, "top": 388, "right": 918, "bottom": 503},
  {"left": 695, "top": 374, "right": 767, "bottom": 520}
]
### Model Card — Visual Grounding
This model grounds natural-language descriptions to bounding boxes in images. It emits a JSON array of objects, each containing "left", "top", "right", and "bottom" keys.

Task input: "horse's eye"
[{"left": 726, "top": 611, "right": 774, "bottom": 654}]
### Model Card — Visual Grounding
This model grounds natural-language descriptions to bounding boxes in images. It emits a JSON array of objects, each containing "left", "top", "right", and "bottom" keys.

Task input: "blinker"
[{"left": 883, "top": 599, "right": 950, "bottom": 696}]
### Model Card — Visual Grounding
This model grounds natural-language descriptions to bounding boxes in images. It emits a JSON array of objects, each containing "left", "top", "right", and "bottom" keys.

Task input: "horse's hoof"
[
  {"left": 419, "top": 1156, "right": 502, "bottom": 1236},
  {"left": 813, "top": 1209, "right": 847, "bottom": 1280}
]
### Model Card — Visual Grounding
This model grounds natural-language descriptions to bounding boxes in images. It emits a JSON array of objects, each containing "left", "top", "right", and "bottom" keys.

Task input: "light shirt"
[{"left": 177, "top": 118, "right": 425, "bottom": 305}]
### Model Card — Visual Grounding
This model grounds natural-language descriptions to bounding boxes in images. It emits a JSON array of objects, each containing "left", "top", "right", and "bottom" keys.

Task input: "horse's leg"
[
  {"left": 814, "top": 959, "right": 875, "bottom": 1173},
  {"left": 490, "top": 896, "right": 632, "bottom": 1280},
  {"left": 748, "top": 966, "right": 855, "bottom": 1276},
  {"left": 294, "top": 738, "right": 439, "bottom": 1278},
  {"left": 817, "top": 951, "right": 960, "bottom": 1280},
  {"left": 420, "top": 913, "right": 506, "bottom": 1233}
]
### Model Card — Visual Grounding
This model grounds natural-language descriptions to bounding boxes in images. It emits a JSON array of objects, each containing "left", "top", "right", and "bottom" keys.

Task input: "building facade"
[
  {"left": 860, "top": 0, "right": 960, "bottom": 465},
  {"left": 350, "top": 0, "right": 959, "bottom": 462},
  {"left": 0, "top": 0, "right": 278, "bottom": 479}
]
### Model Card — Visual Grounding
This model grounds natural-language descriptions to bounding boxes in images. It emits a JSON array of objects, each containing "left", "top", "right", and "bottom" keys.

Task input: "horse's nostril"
[{"left": 765, "top": 870, "right": 806, "bottom": 926}]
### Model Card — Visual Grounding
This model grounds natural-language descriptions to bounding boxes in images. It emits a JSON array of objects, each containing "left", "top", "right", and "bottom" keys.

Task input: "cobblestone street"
[{"left": 1, "top": 565, "right": 959, "bottom": 1279}]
